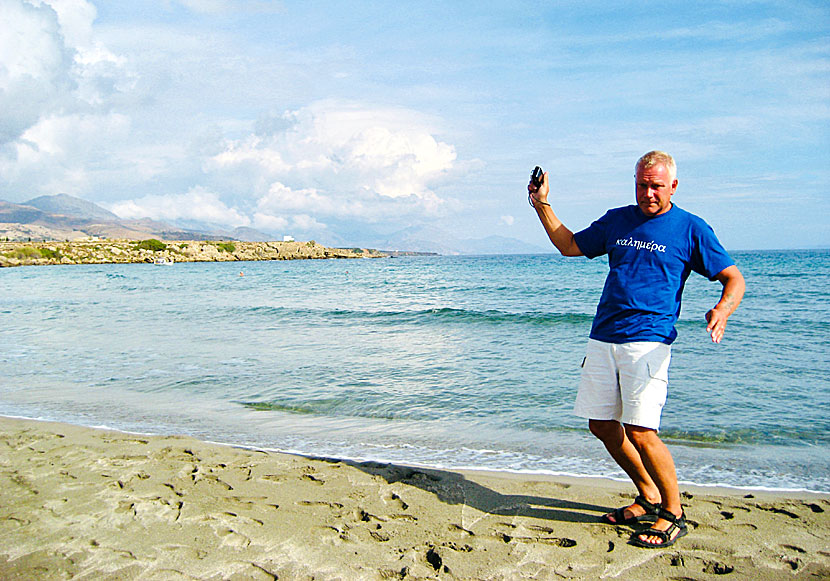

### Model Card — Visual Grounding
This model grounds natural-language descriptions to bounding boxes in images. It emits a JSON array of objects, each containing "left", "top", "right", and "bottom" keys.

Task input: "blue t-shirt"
[{"left": 573, "top": 204, "right": 734, "bottom": 345}]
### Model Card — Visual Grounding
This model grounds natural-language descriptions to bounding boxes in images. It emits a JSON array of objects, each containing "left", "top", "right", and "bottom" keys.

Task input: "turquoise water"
[{"left": 2, "top": 250, "right": 828, "bottom": 492}]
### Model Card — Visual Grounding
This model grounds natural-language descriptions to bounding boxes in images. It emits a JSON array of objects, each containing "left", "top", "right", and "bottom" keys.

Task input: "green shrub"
[
  {"left": 38, "top": 248, "right": 62, "bottom": 260},
  {"left": 135, "top": 239, "right": 167, "bottom": 252},
  {"left": 3, "top": 247, "right": 40, "bottom": 260},
  {"left": 216, "top": 242, "right": 235, "bottom": 253}
]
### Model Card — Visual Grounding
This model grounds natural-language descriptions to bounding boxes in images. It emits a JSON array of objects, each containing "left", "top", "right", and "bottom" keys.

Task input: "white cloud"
[
  {"left": 0, "top": 112, "right": 131, "bottom": 194},
  {"left": 251, "top": 211, "right": 326, "bottom": 236},
  {"left": 209, "top": 138, "right": 291, "bottom": 175},
  {"left": 256, "top": 182, "right": 324, "bottom": 214},
  {"left": 251, "top": 212, "right": 288, "bottom": 231},
  {"left": 500, "top": 215, "right": 515, "bottom": 226},
  {"left": 1, "top": 0, "right": 71, "bottom": 144},
  {"left": 41, "top": 0, "right": 97, "bottom": 48},
  {"left": 207, "top": 101, "right": 457, "bottom": 223},
  {"left": 108, "top": 187, "right": 250, "bottom": 228},
  {"left": 0, "top": 0, "right": 138, "bottom": 201},
  {"left": 0, "top": 1, "right": 129, "bottom": 143},
  {"left": 290, "top": 214, "right": 326, "bottom": 232},
  {"left": 16, "top": 112, "right": 131, "bottom": 160}
]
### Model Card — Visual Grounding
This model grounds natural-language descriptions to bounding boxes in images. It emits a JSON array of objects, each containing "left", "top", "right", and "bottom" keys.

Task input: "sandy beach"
[{"left": 0, "top": 416, "right": 827, "bottom": 580}]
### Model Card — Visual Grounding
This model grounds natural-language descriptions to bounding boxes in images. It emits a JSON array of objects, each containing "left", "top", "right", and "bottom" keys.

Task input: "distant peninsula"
[{"left": 0, "top": 239, "right": 387, "bottom": 268}]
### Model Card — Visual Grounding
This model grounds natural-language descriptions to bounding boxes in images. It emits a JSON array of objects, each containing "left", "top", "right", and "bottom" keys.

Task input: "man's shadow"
[{"left": 325, "top": 457, "right": 610, "bottom": 525}]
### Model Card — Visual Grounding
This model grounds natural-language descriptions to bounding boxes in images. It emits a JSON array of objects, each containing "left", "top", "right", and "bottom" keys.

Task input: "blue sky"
[{"left": 2, "top": 0, "right": 828, "bottom": 250}]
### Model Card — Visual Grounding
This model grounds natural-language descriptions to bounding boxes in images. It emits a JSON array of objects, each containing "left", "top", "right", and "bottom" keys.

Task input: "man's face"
[{"left": 635, "top": 163, "right": 677, "bottom": 217}]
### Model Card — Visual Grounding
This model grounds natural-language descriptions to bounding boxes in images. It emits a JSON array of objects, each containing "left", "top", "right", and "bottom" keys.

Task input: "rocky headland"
[{"left": 0, "top": 239, "right": 386, "bottom": 267}]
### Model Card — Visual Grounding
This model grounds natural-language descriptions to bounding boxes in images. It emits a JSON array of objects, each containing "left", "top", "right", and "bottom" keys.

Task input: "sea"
[{"left": 2, "top": 249, "right": 828, "bottom": 493}]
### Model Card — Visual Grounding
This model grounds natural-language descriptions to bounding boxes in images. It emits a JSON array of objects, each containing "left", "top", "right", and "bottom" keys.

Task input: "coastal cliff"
[{"left": 0, "top": 239, "right": 386, "bottom": 267}]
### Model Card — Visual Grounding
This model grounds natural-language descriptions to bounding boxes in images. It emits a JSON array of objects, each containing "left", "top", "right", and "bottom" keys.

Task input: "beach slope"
[{"left": 1, "top": 417, "right": 827, "bottom": 580}]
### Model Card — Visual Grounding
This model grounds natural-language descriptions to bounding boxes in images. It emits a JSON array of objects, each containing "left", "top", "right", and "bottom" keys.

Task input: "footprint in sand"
[
  {"left": 755, "top": 504, "right": 800, "bottom": 519},
  {"left": 218, "top": 527, "right": 251, "bottom": 548},
  {"left": 160, "top": 544, "right": 208, "bottom": 560},
  {"left": 3, "top": 515, "right": 30, "bottom": 527},
  {"left": 297, "top": 500, "right": 344, "bottom": 509},
  {"left": 218, "top": 511, "right": 264, "bottom": 527},
  {"left": 514, "top": 535, "right": 576, "bottom": 547},
  {"left": 449, "top": 523, "right": 474, "bottom": 536},
  {"left": 663, "top": 554, "right": 736, "bottom": 576},
  {"left": 384, "top": 491, "right": 409, "bottom": 510},
  {"left": 439, "top": 540, "right": 473, "bottom": 553},
  {"left": 387, "top": 513, "right": 417, "bottom": 522},
  {"left": 10, "top": 474, "right": 38, "bottom": 495},
  {"left": 703, "top": 561, "right": 735, "bottom": 575},
  {"left": 352, "top": 507, "right": 377, "bottom": 522}
]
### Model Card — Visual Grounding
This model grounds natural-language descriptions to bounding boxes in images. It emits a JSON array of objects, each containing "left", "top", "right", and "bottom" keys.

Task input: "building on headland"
[{"left": 283, "top": 235, "right": 295, "bottom": 242}]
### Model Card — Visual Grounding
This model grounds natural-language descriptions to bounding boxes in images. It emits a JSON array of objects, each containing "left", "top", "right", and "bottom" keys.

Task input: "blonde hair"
[{"left": 636, "top": 151, "right": 676, "bottom": 181}]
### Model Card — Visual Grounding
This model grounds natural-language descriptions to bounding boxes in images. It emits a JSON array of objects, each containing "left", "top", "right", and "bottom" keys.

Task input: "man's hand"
[
  {"left": 705, "top": 307, "right": 730, "bottom": 343},
  {"left": 528, "top": 171, "right": 550, "bottom": 206},
  {"left": 527, "top": 170, "right": 583, "bottom": 257},
  {"left": 706, "top": 265, "right": 745, "bottom": 343}
]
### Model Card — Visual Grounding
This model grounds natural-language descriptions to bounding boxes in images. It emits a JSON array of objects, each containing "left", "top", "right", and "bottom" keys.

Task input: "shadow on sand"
[{"left": 320, "top": 457, "right": 611, "bottom": 525}]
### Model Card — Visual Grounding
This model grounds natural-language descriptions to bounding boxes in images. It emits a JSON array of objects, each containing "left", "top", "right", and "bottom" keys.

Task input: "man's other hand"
[{"left": 705, "top": 307, "right": 729, "bottom": 343}]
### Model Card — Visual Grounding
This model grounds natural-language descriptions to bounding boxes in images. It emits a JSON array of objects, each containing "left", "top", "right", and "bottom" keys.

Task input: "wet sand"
[{"left": 1, "top": 416, "right": 827, "bottom": 580}]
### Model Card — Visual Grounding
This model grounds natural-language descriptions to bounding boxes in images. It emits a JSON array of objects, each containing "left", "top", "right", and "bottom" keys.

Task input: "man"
[{"left": 528, "top": 151, "right": 745, "bottom": 548}]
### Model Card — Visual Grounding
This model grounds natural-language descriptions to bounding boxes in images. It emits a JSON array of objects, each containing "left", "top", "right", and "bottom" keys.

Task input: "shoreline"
[
  {"left": 2, "top": 416, "right": 828, "bottom": 579},
  {"left": 5, "top": 409, "right": 828, "bottom": 496},
  {"left": 218, "top": 437, "right": 830, "bottom": 498},
  {"left": 0, "top": 239, "right": 388, "bottom": 267}
]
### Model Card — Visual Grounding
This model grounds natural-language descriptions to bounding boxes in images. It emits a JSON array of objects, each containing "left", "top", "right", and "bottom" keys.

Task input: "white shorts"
[{"left": 574, "top": 339, "right": 671, "bottom": 430}]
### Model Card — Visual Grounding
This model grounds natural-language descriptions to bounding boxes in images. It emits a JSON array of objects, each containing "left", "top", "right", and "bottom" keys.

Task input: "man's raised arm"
[
  {"left": 705, "top": 265, "right": 745, "bottom": 343},
  {"left": 528, "top": 172, "right": 583, "bottom": 257}
]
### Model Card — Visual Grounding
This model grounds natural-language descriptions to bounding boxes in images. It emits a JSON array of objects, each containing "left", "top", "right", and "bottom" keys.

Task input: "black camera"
[{"left": 530, "top": 166, "right": 544, "bottom": 187}]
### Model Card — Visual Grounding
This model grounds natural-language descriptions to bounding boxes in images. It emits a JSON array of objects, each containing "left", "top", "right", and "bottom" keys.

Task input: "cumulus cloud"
[
  {"left": 1, "top": 0, "right": 128, "bottom": 143},
  {"left": 251, "top": 212, "right": 288, "bottom": 232},
  {"left": 256, "top": 182, "right": 325, "bottom": 214},
  {"left": 251, "top": 212, "right": 325, "bottom": 237},
  {"left": 108, "top": 187, "right": 250, "bottom": 228},
  {"left": 206, "top": 101, "right": 458, "bottom": 226},
  {"left": 0, "top": 0, "right": 137, "bottom": 199},
  {"left": 0, "top": 3, "right": 465, "bottom": 242},
  {"left": 1, "top": 0, "right": 72, "bottom": 144},
  {"left": 0, "top": 111, "right": 132, "bottom": 194}
]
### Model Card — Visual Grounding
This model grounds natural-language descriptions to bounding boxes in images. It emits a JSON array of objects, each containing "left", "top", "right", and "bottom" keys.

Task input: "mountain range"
[
  {"left": 0, "top": 194, "right": 295, "bottom": 244},
  {"left": 0, "top": 194, "right": 550, "bottom": 255}
]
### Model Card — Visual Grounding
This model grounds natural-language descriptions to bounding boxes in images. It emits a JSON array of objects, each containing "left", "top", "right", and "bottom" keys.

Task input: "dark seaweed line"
[{"left": 234, "top": 305, "right": 595, "bottom": 327}]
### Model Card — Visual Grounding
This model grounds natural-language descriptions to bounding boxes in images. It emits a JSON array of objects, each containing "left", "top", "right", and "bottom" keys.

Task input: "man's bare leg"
[
  {"left": 588, "top": 419, "right": 662, "bottom": 521},
  {"left": 625, "top": 425, "right": 684, "bottom": 544}
]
